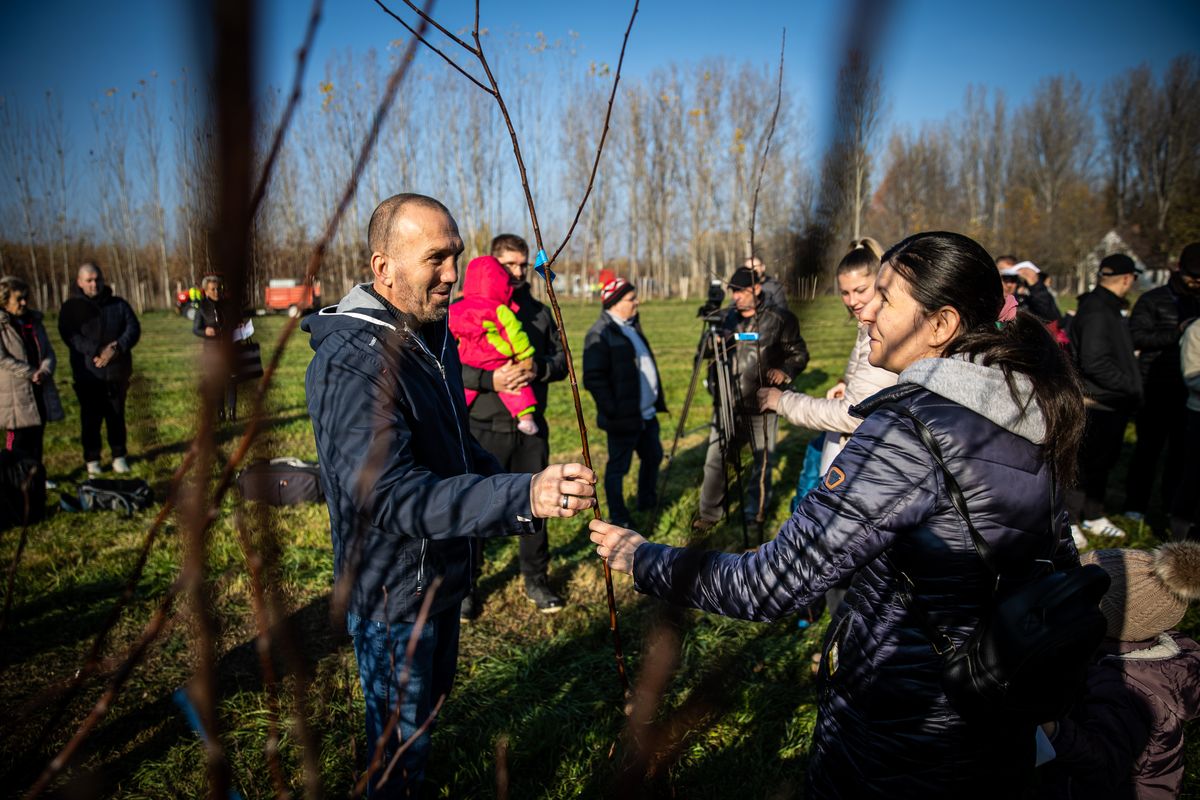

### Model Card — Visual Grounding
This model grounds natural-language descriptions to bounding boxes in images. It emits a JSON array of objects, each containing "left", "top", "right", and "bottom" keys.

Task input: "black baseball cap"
[
  {"left": 1098, "top": 253, "right": 1142, "bottom": 276},
  {"left": 1179, "top": 242, "right": 1200, "bottom": 278},
  {"left": 728, "top": 267, "right": 757, "bottom": 290}
]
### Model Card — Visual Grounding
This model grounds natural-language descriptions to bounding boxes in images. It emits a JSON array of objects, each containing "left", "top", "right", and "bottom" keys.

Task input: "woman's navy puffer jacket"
[{"left": 633, "top": 379, "right": 1080, "bottom": 798}]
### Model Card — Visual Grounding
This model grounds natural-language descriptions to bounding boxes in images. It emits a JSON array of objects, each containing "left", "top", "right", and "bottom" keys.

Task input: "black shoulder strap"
[{"left": 880, "top": 402, "right": 999, "bottom": 576}]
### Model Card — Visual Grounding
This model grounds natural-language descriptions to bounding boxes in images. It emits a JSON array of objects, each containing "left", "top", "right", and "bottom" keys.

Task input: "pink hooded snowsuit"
[{"left": 449, "top": 256, "right": 537, "bottom": 420}]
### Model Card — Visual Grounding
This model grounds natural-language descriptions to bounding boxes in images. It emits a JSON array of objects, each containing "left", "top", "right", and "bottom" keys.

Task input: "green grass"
[{"left": 1, "top": 297, "right": 1196, "bottom": 798}]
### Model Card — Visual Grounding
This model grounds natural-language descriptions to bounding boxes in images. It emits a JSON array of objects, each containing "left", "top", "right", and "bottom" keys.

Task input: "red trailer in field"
[{"left": 264, "top": 279, "right": 321, "bottom": 316}]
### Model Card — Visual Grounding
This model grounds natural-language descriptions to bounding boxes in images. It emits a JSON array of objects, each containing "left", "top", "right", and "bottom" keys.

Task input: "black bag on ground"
[
  {"left": 78, "top": 478, "right": 154, "bottom": 517},
  {"left": 232, "top": 341, "right": 264, "bottom": 383},
  {"left": 885, "top": 403, "right": 1110, "bottom": 724},
  {"left": 236, "top": 458, "right": 323, "bottom": 505},
  {"left": 0, "top": 449, "right": 47, "bottom": 528}
]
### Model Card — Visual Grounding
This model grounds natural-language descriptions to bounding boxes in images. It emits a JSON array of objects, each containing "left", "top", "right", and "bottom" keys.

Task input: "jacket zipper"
[{"left": 405, "top": 321, "right": 471, "bottom": 593}]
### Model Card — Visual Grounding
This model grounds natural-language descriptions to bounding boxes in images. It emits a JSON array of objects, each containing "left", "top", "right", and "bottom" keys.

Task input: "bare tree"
[
  {"left": 1132, "top": 55, "right": 1200, "bottom": 238},
  {"left": 1101, "top": 66, "right": 1149, "bottom": 229},
  {"left": 0, "top": 98, "right": 45, "bottom": 303},
  {"left": 41, "top": 91, "right": 75, "bottom": 306},
  {"left": 136, "top": 73, "right": 172, "bottom": 306},
  {"left": 838, "top": 50, "right": 884, "bottom": 241}
]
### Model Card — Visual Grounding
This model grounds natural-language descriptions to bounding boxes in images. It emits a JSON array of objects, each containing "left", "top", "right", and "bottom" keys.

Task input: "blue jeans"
[
  {"left": 604, "top": 416, "right": 663, "bottom": 525},
  {"left": 347, "top": 606, "right": 461, "bottom": 797}
]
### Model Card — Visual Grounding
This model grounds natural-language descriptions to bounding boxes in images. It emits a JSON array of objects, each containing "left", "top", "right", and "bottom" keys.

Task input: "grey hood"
[{"left": 898, "top": 354, "right": 1046, "bottom": 444}]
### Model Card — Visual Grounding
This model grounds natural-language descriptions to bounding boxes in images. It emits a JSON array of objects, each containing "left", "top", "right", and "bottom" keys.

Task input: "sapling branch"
[{"left": 380, "top": 0, "right": 639, "bottom": 695}]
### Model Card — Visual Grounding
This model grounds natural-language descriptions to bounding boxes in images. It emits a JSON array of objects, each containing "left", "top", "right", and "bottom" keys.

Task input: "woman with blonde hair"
[
  {"left": 759, "top": 238, "right": 896, "bottom": 474},
  {"left": 0, "top": 276, "right": 64, "bottom": 477}
]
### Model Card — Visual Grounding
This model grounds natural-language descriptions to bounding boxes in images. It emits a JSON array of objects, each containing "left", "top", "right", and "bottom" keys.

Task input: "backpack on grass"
[{"left": 76, "top": 478, "right": 155, "bottom": 517}]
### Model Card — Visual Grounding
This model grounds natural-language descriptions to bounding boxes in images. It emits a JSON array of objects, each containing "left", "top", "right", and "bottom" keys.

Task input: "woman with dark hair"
[
  {"left": 0, "top": 276, "right": 65, "bottom": 476},
  {"left": 590, "top": 231, "right": 1085, "bottom": 797}
]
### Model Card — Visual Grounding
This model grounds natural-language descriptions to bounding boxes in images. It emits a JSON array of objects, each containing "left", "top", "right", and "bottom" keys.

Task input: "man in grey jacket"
[{"left": 302, "top": 193, "right": 595, "bottom": 796}]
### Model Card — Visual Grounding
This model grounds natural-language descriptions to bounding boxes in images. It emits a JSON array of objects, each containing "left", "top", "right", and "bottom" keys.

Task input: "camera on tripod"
[{"left": 697, "top": 279, "right": 725, "bottom": 318}]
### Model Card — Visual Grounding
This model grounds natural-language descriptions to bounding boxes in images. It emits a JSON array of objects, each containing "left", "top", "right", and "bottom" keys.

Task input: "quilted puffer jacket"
[{"left": 633, "top": 355, "right": 1080, "bottom": 798}]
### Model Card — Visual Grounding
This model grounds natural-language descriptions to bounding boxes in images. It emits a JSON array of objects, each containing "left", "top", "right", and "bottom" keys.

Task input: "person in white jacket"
[{"left": 759, "top": 238, "right": 897, "bottom": 475}]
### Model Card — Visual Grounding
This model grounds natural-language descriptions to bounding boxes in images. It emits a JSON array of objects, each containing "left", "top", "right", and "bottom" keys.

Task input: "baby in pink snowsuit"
[{"left": 449, "top": 256, "right": 539, "bottom": 435}]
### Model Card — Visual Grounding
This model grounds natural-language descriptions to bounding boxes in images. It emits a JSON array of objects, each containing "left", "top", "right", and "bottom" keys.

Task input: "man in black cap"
[
  {"left": 583, "top": 277, "right": 666, "bottom": 528},
  {"left": 695, "top": 266, "right": 808, "bottom": 532},
  {"left": 1124, "top": 242, "right": 1200, "bottom": 522},
  {"left": 1067, "top": 253, "right": 1144, "bottom": 541}
]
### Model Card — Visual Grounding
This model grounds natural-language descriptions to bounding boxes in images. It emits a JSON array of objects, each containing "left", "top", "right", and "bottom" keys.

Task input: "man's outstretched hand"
[{"left": 530, "top": 463, "right": 597, "bottom": 518}]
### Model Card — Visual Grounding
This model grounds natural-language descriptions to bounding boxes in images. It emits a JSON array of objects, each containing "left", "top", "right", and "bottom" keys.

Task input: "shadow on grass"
[
  {"left": 429, "top": 602, "right": 818, "bottom": 797},
  {"left": 2, "top": 593, "right": 347, "bottom": 797}
]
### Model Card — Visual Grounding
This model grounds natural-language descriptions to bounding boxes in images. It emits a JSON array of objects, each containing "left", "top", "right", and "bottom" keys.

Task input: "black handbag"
[
  {"left": 884, "top": 403, "right": 1111, "bottom": 724},
  {"left": 236, "top": 457, "right": 323, "bottom": 505},
  {"left": 232, "top": 341, "right": 264, "bottom": 383}
]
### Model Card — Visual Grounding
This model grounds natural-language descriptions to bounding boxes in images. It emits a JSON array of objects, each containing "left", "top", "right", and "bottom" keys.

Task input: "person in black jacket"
[
  {"left": 1067, "top": 253, "right": 1143, "bottom": 540},
  {"left": 582, "top": 278, "right": 666, "bottom": 529},
  {"left": 192, "top": 274, "right": 239, "bottom": 421},
  {"left": 302, "top": 194, "right": 595, "bottom": 797},
  {"left": 1123, "top": 243, "right": 1200, "bottom": 520},
  {"left": 459, "top": 233, "right": 568, "bottom": 618},
  {"left": 57, "top": 262, "right": 140, "bottom": 475},
  {"left": 1003, "top": 260, "right": 1063, "bottom": 324},
  {"left": 695, "top": 266, "right": 808, "bottom": 531}
]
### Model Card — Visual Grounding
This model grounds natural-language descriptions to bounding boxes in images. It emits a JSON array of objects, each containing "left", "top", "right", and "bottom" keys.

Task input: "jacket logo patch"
[{"left": 824, "top": 466, "right": 846, "bottom": 490}]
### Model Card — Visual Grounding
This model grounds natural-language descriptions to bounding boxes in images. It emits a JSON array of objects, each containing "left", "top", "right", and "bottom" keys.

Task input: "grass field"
[{"left": 1, "top": 295, "right": 1196, "bottom": 798}]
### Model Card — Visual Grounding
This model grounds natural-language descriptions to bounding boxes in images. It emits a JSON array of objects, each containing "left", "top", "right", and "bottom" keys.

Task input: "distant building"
[{"left": 1077, "top": 229, "right": 1161, "bottom": 293}]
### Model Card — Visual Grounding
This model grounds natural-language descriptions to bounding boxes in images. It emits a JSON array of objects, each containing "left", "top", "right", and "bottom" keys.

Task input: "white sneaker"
[
  {"left": 1082, "top": 516, "right": 1126, "bottom": 539},
  {"left": 1070, "top": 525, "right": 1088, "bottom": 551},
  {"left": 516, "top": 416, "right": 539, "bottom": 436},
  {"left": 86, "top": 460, "right": 103, "bottom": 476},
  {"left": 45, "top": 479, "right": 58, "bottom": 490},
  {"left": 112, "top": 457, "right": 131, "bottom": 474}
]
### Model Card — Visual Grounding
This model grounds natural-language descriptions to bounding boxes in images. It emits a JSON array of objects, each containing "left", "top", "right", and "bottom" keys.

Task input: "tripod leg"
[{"left": 651, "top": 326, "right": 708, "bottom": 533}]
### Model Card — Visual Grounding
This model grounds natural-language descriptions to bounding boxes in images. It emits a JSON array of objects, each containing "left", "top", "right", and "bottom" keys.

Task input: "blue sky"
[{"left": 1, "top": 0, "right": 1197, "bottom": 182}]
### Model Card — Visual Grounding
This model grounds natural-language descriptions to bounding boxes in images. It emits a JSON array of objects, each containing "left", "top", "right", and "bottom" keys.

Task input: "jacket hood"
[
  {"left": 462, "top": 256, "right": 514, "bottom": 307},
  {"left": 898, "top": 354, "right": 1046, "bottom": 444}
]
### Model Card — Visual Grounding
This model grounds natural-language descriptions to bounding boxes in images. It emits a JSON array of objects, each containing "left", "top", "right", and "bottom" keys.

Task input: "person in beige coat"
[
  {"left": 759, "top": 239, "right": 896, "bottom": 474},
  {"left": 0, "top": 276, "right": 64, "bottom": 474}
]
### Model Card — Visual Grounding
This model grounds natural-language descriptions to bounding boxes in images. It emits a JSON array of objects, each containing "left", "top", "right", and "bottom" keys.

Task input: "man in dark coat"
[
  {"left": 1066, "top": 253, "right": 1143, "bottom": 539},
  {"left": 459, "top": 233, "right": 568, "bottom": 618},
  {"left": 57, "top": 262, "right": 140, "bottom": 475},
  {"left": 301, "top": 193, "right": 595, "bottom": 796},
  {"left": 696, "top": 266, "right": 808, "bottom": 531},
  {"left": 582, "top": 278, "right": 666, "bottom": 529},
  {"left": 1123, "top": 242, "right": 1200, "bottom": 520}
]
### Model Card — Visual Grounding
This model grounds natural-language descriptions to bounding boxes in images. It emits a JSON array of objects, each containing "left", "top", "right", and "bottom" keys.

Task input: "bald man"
[
  {"left": 301, "top": 193, "right": 596, "bottom": 796},
  {"left": 57, "top": 262, "right": 140, "bottom": 474}
]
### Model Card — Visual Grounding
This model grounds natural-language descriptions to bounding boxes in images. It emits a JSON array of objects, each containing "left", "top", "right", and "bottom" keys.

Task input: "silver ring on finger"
[{"left": 561, "top": 494, "right": 570, "bottom": 510}]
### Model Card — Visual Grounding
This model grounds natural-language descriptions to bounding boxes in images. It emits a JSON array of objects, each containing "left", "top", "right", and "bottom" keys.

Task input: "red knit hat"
[{"left": 601, "top": 278, "right": 634, "bottom": 309}]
